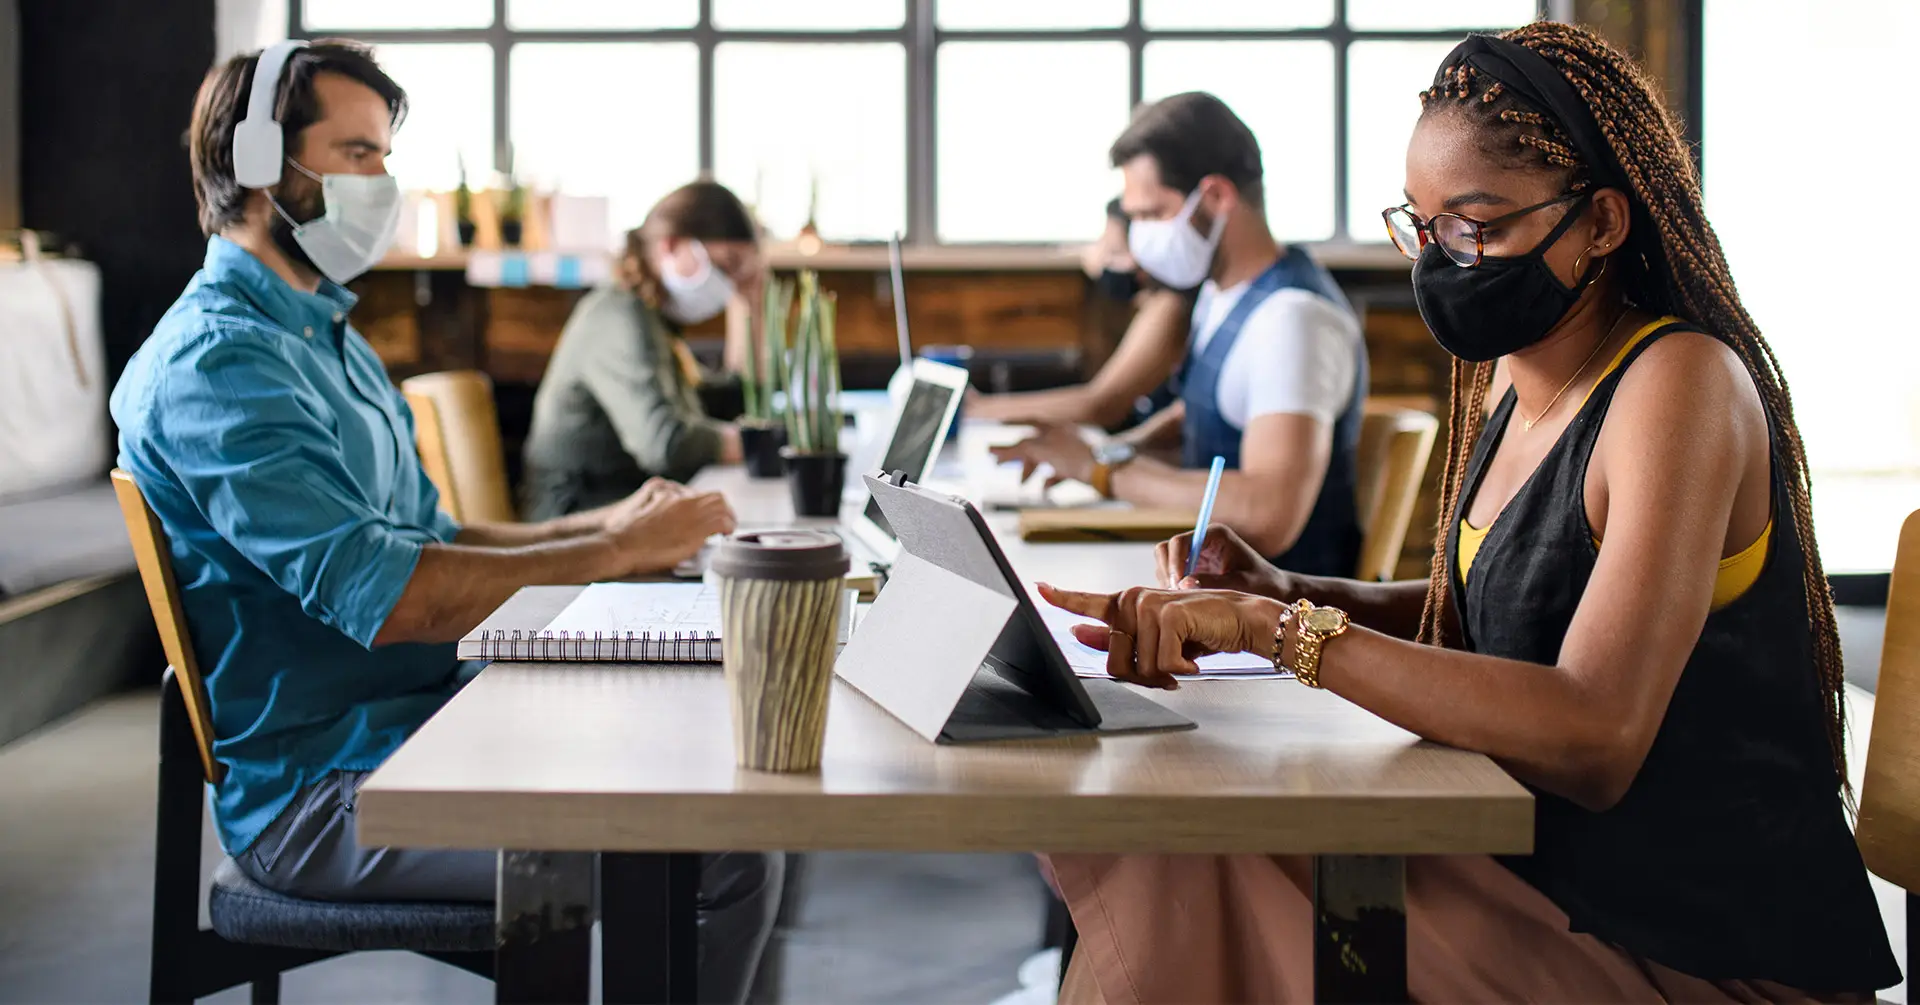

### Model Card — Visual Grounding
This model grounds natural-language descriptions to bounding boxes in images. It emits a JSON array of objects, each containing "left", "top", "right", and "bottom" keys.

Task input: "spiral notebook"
[{"left": 459, "top": 582, "right": 855, "bottom": 663}]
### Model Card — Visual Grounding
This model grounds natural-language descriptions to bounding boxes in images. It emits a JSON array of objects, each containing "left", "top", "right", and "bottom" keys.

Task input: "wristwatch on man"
[
  {"left": 1090, "top": 441, "right": 1138, "bottom": 498},
  {"left": 1283, "top": 599, "right": 1351, "bottom": 689}
]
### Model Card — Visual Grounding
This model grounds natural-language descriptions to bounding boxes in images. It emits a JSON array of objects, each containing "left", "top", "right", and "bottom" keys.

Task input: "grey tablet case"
[{"left": 835, "top": 472, "right": 1194, "bottom": 744}]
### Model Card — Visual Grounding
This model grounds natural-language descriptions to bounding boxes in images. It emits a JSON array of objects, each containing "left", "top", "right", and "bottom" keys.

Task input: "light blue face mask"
[{"left": 270, "top": 159, "right": 402, "bottom": 283}]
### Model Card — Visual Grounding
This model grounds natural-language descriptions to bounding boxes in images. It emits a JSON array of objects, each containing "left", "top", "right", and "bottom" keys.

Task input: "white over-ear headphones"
[{"left": 232, "top": 40, "right": 309, "bottom": 190}]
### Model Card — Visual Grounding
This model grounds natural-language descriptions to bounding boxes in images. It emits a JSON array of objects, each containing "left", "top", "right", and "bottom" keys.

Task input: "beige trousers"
[{"left": 1046, "top": 853, "right": 1861, "bottom": 1005}]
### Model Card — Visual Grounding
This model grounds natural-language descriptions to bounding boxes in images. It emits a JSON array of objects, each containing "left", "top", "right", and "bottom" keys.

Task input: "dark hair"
[
  {"left": 1108, "top": 92, "right": 1264, "bottom": 209},
  {"left": 188, "top": 41, "right": 407, "bottom": 236},
  {"left": 1105, "top": 197, "right": 1127, "bottom": 223},
  {"left": 619, "top": 180, "right": 758, "bottom": 308},
  {"left": 1411, "top": 22, "right": 1851, "bottom": 792}
]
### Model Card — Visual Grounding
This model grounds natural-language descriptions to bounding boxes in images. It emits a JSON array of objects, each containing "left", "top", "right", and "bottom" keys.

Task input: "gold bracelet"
[{"left": 1271, "top": 603, "right": 1296, "bottom": 675}]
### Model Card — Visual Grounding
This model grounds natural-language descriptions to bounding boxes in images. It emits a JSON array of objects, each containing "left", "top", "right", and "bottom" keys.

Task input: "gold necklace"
[{"left": 1519, "top": 310, "right": 1629, "bottom": 431}]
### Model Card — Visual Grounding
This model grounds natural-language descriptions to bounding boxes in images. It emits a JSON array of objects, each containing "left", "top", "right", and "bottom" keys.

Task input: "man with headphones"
[{"left": 110, "top": 40, "right": 780, "bottom": 1002}]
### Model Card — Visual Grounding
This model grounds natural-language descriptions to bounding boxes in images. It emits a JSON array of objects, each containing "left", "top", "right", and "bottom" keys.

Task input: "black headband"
[{"left": 1435, "top": 33, "right": 1627, "bottom": 191}]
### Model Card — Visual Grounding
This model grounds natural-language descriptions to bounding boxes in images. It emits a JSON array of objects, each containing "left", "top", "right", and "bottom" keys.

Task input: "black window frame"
[{"left": 289, "top": 0, "right": 1551, "bottom": 245}]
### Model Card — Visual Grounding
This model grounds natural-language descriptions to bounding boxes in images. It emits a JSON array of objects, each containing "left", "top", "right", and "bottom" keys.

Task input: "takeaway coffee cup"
[{"left": 711, "top": 530, "right": 850, "bottom": 772}]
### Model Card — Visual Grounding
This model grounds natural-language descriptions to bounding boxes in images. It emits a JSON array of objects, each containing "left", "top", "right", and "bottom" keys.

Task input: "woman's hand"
[
  {"left": 1155, "top": 524, "right": 1296, "bottom": 597},
  {"left": 1037, "top": 582, "right": 1285, "bottom": 690}
]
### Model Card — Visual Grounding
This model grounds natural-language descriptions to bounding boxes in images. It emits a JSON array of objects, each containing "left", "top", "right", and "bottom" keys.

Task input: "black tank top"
[{"left": 1444, "top": 324, "right": 1898, "bottom": 990}]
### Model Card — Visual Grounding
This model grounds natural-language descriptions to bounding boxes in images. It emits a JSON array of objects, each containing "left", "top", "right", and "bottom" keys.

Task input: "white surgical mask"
[
  {"left": 272, "top": 159, "right": 402, "bottom": 284},
  {"left": 658, "top": 240, "right": 736, "bottom": 325},
  {"left": 1127, "top": 188, "right": 1225, "bottom": 289}
]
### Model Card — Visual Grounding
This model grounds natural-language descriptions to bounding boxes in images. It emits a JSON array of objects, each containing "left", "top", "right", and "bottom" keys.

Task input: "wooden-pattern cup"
[{"left": 712, "top": 531, "right": 850, "bottom": 773}]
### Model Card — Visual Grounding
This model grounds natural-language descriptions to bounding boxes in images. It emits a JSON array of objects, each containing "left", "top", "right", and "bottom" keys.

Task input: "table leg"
[
  {"left": 601, "top": 852, "right": 701, "bottom": 1004},
  {"left": 495, "top": 850, "right": 594, "bottom": 1005},
  {"left": 1313, "top": 855, "right": 1408, "bottom": 1004}
]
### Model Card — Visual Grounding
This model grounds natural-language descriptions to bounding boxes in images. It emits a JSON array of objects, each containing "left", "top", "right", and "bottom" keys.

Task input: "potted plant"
[
  {"left": 497, "top": 177, "right": 527, "bottom": 247},
  {"left": 779, "top": 270, "right": 845, "bottom": 516},
  {"left": 453, "top": 154, "right": 476, "bottom": 248},
  {"left": 738, "top": 275, "right": 791, "bottom": 478}
]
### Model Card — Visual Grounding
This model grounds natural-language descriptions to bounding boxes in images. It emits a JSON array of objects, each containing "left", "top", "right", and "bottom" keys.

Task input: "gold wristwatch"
[{"left": 1287, "top": 599, "right": 1350, "bottom": 689}]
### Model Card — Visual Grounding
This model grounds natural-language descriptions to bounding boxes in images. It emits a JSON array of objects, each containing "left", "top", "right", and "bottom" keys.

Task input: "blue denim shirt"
[{"left": 111, "top": 237, "right": 464, "bottom": 854}]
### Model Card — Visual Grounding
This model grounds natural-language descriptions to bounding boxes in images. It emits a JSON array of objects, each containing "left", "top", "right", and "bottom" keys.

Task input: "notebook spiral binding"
[{"left": 473, "top": 628, "right": 722, "bottom": 662}]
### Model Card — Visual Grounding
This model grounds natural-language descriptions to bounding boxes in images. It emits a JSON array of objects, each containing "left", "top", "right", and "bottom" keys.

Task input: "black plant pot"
[
  {"left": 781, "top": 449, "right": 847, "bottom": 517},
  {"left": 740, "top": 423, "right": 788, "bottom": 479},
  {"left": 456, "top": 220, "right": 476, "bottom": 248},
  {"left": 500, "top": 219, "right": 523, "bottom": 247}
]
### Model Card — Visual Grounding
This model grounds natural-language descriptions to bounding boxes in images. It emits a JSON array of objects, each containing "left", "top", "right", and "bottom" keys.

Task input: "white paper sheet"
[{"left": 544, "top": 582, "right": 722, "bottom": 637}]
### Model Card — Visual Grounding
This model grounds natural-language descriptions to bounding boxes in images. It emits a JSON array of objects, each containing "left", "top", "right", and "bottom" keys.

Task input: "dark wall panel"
[{"left": 19, "top": 0, "right": 213, "bottom": 385}]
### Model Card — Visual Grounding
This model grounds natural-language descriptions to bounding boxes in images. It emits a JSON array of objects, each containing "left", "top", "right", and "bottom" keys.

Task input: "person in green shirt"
[{"left": 521, "top": 180, "right": 760, "bottom": 520}]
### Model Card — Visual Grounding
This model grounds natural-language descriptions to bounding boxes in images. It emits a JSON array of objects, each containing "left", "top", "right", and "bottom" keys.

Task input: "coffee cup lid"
[{"left": 710, "top": 530, "right": 851, "bottom": 582}]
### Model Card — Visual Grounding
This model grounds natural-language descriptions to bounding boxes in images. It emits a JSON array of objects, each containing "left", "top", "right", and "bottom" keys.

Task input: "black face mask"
[
  {"left": 1096, "top": 268, "right": 1142, "bottom": 303},
  {"left": 1411, "top": 199, "right": 1596, "bottom": 363}
]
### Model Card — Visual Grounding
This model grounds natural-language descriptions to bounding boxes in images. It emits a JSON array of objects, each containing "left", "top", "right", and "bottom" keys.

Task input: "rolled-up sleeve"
[{"left": 156, "top": 334, "right": 426, "bottom": 649}]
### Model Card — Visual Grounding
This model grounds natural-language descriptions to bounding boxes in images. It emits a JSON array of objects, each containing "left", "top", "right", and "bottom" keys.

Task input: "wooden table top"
[{"left": 356, "top": 428, "right": 1532, "bottom": 856}]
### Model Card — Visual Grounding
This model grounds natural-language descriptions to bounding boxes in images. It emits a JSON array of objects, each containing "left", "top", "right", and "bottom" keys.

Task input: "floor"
[
  {"left": 0, "top": 691, "right": 1047, "bottom": 1005},
  {"left": 0, "top": 605, "right": 1901, "bottom": 1003}
]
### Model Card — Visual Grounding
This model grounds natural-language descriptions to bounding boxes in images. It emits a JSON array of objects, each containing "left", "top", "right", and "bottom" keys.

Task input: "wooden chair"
[
  {"left": 1856, "top": 508, "right": 1920, "bottom": 986},
  {"left": 401, "top": 370, "right": 516, "bottom": 524},
  {"left": 1354, "top": 403, "right": 1440, "bottom": 583},
  {"left": 111, "top": 469, "right": 494, "bottom": 1004}
]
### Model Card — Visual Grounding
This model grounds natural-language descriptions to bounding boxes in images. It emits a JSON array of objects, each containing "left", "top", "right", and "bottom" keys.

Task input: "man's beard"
[{"left": 267, "top": 171, "right": 327, "bottom": 278}]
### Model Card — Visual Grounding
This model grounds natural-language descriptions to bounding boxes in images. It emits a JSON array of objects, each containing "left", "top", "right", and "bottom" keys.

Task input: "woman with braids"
[{"left": 1038, "top": 21, "right": 1898, "bottom": 1002}]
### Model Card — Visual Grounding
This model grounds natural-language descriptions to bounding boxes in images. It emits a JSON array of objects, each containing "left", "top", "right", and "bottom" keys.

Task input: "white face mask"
[
  {"left": 271, "top": 159, "right": 402, "bottom": 284},
  {"left": 1127, "top": 188, "right": 1225, "bottom": 289},
  {"left": 657, "top": 240, "right": 736, "bottom": 325}
]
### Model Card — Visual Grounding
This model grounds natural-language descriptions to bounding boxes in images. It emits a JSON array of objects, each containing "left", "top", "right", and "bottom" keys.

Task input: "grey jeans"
[{"left": 236, "top": 770, "right": 785, "bottom": 1004}]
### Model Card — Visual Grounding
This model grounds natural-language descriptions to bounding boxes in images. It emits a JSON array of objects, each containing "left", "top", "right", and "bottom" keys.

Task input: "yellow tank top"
[{"left": 1457, "top": 317, "right": 1771, "bottom": 611}]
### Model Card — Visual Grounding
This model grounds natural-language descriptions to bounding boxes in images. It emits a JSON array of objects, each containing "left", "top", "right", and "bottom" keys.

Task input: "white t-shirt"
[{"left": 1189, "top": 278, "right": 1360, "bottom": 430}]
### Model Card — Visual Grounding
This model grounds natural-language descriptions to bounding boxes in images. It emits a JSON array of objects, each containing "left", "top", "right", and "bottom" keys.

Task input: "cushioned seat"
[
  {"left": 0, "top": 480, "right": 136, "bottom": 597},
  {"left": 208, "top": 857, "right": 496, "bottom": 953}
]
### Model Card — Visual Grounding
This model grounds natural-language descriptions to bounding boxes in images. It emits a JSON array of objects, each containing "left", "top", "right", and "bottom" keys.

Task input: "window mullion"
[
  {"left": 908, "top": 0, "right": 935, "bottom": 244},
  {"left": 493, "top": 0, "right": 510, "bottom": 175},
  {"left": 1332, "top": 0, "right": 1351, "bottom": 241},
  {"left": 698, "top": 0, "right": 716, "bottom": 175},
  {"left": 1126, "top": 0, "right": 1144, "bottom": 110}
]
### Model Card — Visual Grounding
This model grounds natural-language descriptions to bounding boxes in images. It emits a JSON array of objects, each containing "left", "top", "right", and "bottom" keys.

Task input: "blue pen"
[{"left": 1186, "top": 455, "right": 1227, "bottom": 581}]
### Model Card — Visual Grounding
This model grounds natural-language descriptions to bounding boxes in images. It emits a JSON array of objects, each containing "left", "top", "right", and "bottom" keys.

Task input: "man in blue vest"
[{"left": 995, "top": 92, "right": 1367, "bottom": 577}]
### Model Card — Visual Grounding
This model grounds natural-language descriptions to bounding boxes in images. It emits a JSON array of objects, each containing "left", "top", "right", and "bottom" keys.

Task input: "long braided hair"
[{"left": 1410, "top": 22, "right": 1851, "bottom": 790}]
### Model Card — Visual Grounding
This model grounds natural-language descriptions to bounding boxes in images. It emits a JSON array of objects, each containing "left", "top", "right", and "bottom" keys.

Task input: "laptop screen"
[{"left": 862, "top": 376, "right": 961, "bottom": 537}]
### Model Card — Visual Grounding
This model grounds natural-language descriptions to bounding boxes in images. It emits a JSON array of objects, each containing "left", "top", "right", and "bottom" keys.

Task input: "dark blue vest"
[{"left": 1177, "top": 247, "right": 1365, "bottom": 577}]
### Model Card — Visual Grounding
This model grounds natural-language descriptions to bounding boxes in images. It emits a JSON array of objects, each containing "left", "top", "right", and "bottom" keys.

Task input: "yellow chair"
[
  {"left": 110, "top": 470, "right": 494, "bottom": 1002},
  {"left": 1855, "top": 509, "right": 1920, "bottom": 977},
  {"left": 400, "top": 370, "right": 516, "bottom": 524},
  {"left": 1353, "top": 404, "right": 1440, "bottom": 583}
]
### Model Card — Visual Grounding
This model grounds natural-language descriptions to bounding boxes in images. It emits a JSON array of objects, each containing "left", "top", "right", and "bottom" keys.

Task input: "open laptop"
[
  {"left": 836, "top": 471, "right": 1194, "bottom": 743},
  {"left": 842, "top": 357, "right": 968, "bottom": 564}
]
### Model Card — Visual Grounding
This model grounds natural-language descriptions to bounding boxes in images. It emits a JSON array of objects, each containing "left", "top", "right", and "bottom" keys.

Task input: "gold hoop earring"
[
  {"left": 1572, "top": 245, "right": 1608, "bottom": 287},
  {"left": 1572, "top": 244, "right": 1595, "bottom": 279}
]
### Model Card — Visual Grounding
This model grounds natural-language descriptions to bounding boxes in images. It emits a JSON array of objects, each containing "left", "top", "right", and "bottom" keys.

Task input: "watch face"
[{"left": 1303, "top": 608, "right": 1348, "bottom": 633}]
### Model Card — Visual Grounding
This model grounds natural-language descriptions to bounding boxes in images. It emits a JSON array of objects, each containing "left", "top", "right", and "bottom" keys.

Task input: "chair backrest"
[
  {"left": 1353, "top": 404, "right": 1440, "bottom": 583},
  {"left": 110, "top": 469, "right": 223, "bottom": 785},
  {"left": 400, "top": 370, "right": 516, "bottom": 524},
  {"left": 1857, "top": 509, "right": 1920, "bottom": 891}
]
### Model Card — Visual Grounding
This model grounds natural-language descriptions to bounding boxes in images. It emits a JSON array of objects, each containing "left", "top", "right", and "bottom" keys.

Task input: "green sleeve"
[{"left": 575, "top": 297, "right": 724, "bottom": 480}]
